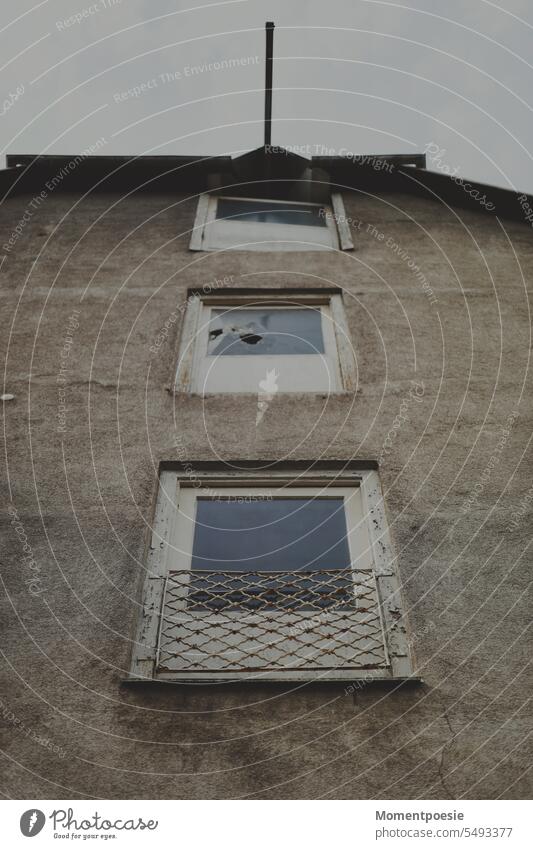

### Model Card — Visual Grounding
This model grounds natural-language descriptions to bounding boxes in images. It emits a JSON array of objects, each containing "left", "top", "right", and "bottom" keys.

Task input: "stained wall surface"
[{"left": 1, "top": 174, "right": 532, "bottom": 799}]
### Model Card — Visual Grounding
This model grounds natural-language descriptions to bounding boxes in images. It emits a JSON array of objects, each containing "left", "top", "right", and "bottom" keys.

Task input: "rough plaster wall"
[{"left": 1, "top": 185, "right": 532, "bottom": 799}]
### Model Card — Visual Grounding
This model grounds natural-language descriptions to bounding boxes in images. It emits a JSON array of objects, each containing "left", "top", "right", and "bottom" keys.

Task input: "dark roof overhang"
[
  {"left": 2, "top": 151, "right": 532, "bottom": 224},
  {"left": 232, "top": 145, "right": 310, "bottom": 180}
]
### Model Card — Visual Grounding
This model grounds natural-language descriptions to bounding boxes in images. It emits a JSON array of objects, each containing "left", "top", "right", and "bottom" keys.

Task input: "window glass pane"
[
  {"left": 207, "top": 308, "right": 325, "bottom": 356},
  {"left": 190, "top": 497, "right": 350, "bottom": 572},
  {"left": 216, "top": 198, "right": 328, "bottom": 227},
  {"left": 188, "top": 497, "right": 353, "bottom": 610}
]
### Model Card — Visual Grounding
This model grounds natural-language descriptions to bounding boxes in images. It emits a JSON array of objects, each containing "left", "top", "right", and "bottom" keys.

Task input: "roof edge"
[{"left": 2, "top": 152, "right": 532, "bottom": 223}]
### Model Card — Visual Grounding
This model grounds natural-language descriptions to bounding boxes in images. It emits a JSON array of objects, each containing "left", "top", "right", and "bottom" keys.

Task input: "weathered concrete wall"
[{"left": 1, "top": 181, "right": 532, "bottom": 799}]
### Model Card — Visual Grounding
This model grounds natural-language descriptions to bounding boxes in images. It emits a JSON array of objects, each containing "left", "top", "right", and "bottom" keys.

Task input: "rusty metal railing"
[{"left": 156, "top": 569, "right": 388, "bottom": 674}]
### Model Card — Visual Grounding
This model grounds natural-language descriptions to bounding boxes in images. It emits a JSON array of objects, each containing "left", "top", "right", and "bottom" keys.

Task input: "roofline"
[
  {"left": 2, "top": 152, "right": 531, "bottom": 223},
  {"left": 6, "top": 152, "right": 425, "bottom": 168}
]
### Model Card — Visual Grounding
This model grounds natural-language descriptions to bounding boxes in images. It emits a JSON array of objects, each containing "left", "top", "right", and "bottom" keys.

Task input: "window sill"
[
  {"left": 122, "top": 674, "right": 423, "bottom": 686},
  {"left": 169, "top": 389, "right": 355, "bottom": 399}
]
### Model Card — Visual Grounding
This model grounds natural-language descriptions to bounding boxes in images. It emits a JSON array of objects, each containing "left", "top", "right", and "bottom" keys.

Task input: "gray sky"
[{"left": 2, "top": 0, "right": 533, "bottom": 192}]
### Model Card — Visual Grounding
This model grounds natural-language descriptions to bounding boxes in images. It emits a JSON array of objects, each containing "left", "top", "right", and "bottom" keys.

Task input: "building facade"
[{"left": 1, "top": 150, "right": 532, "bottom": 798}]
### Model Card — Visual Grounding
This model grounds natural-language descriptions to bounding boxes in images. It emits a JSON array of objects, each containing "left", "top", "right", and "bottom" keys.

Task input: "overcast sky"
[{"left": 2, "top": 0, "right": 533, "bottom": 192}]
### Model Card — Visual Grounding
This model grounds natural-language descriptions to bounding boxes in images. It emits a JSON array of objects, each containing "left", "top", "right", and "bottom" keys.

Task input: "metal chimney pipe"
[{"left": 264, "top": 22, "right": 275, "bottom": 147}]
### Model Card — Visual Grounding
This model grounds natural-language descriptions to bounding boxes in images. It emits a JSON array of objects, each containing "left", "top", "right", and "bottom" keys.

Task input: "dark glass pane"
[
  {"left": 207, "top": 308, "right": 324, "bottom": 356},
  {"left": 190, "top": 497, "right": 350, "bottom": 572},
  {"left": 216, "top": 198, "right": 327, "bottom": 227},
  {"left": 188, "top": 497, "right": 353, "bottom": 611}
]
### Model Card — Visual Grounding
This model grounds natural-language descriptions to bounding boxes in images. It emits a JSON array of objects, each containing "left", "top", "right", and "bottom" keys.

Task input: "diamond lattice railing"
[{"left": 156, "top": 569, "right": 389, "bottom": 675}]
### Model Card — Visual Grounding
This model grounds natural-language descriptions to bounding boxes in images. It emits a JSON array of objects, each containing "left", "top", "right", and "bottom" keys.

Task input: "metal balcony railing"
[{"left": 156, "top": 569, "right": 389, "bottom": 674}]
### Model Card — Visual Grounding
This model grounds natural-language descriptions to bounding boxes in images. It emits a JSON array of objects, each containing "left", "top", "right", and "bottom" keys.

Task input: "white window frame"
[
  {"left": 174, "top": 290, "right": 357, "bottom": 395},
  {"left": 189, "top": 193, "right": 354, "bottom": 252},
  {"left": 128, "top": 466, "right": 415, "bottom": 684}
]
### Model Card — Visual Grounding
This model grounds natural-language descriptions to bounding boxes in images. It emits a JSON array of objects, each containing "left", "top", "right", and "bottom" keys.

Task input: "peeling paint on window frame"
[
  {"left": 173, "top": 289, "right": 357, "bottom": 395},
  {"left": 189, "top": 193, "right": 354, "bottom": 252},
  {"left": 127, "top": 464, "right": 416, "bottom": 684}
]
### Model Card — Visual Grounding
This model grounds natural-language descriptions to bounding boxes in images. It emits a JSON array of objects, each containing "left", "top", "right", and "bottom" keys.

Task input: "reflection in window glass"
[
  {"left": 190, "top": 497, "right": 350, "bottom": 572},
  {"left": 188, "top": 497, "right": 353, "bottom": 610},
  {"left": 216, "top": 198, "right": 328, "bottom": 227},
  {"left": 207, "top": 308, "right": 325, "bottom": 357}
]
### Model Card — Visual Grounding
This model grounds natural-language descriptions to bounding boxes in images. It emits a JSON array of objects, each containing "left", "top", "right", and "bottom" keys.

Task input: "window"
[
  {"left": 175, "top": 289, "right": 357, "bottom": 394},
  {"left": 129, "top": 464, "right": 414, "bottom": 683},
  {"left": 189, "top": 193, "right": 354, "bottom": 251}
]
